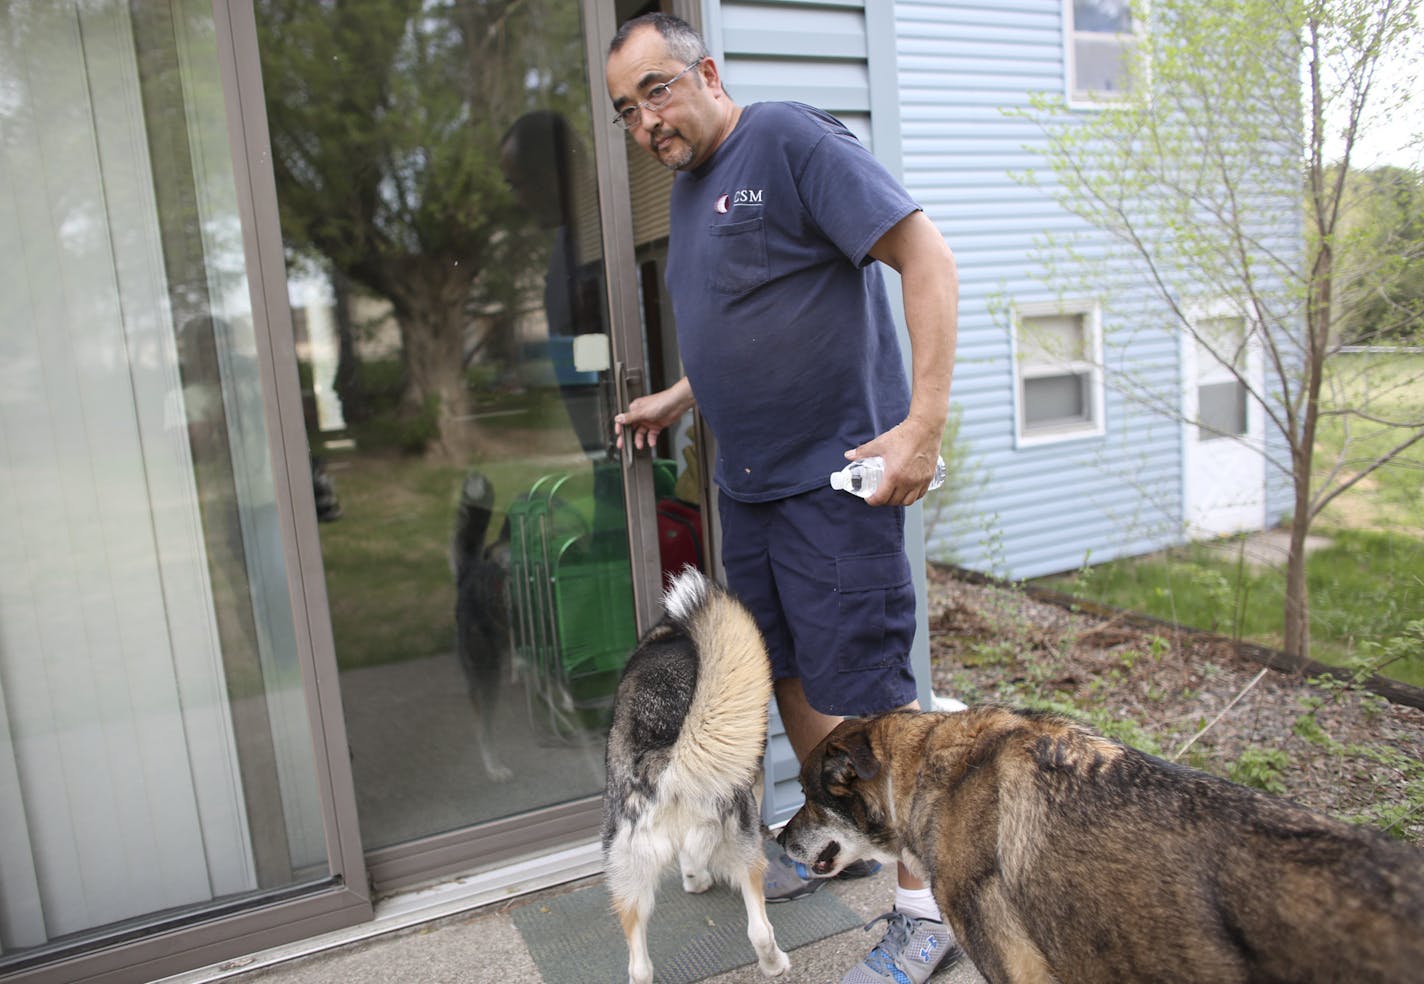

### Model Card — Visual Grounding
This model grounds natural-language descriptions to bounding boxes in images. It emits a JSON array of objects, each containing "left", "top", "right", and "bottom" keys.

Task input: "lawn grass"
[
  {"left": 313, "top": 388, "right": 604, "bottom": 672},
  {"left": 1035, "top": 353, "right": 1424, "bottom": 687},
  {"left": 1312, "top": 353, "right": 1424, "bottom": 535},
  {"left": 314, "top": 455, "right": 466, "bottom": 671},
  {"left": 1039, "top": 530, "right": 1424, "bottom": 686}
]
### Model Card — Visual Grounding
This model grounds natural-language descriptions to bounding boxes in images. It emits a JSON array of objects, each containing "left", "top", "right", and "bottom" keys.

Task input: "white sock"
[{"left": 894, "top": 884, "right": 943, "bottom": 923}]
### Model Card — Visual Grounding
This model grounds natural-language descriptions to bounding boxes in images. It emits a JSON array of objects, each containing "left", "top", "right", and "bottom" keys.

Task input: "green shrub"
[{"left": 1228, "top": 747, "right": 1290, "bottom": 794}]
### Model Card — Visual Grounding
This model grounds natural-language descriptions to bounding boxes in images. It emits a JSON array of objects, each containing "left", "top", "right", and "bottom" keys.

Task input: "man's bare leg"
[{"left": 772, "top": 679, "right": 928, "bottom": 892}]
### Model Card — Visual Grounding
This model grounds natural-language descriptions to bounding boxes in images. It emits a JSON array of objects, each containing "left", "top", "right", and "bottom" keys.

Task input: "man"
[
  {"left": 606, "top": 15, "right": 960, "bottom": 983},
  {"left": 498, "top": 111, "right": 608, "bottom": 455}
]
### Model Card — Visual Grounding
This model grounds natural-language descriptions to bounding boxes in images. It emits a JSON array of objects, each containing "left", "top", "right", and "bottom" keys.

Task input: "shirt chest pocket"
[{"left": 707, "top": 217, "right": 769, "bottom": 295}]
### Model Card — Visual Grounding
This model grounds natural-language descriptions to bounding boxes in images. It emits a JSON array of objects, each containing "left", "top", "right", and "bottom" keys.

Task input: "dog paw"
[
  {"left": 681, "top": 869, "right": 713, "bottom": 894},
  {"left": 757, "top": 947, "right": 790, "bottom": 977}
]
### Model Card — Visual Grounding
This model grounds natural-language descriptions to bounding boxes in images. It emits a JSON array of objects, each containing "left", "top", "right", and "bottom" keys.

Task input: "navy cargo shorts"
[{"left": 717, "top": 485, "right": 918, "bottom": 717}]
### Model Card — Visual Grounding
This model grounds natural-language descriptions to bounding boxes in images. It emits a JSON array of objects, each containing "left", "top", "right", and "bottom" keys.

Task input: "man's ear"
[
  {"left": 697, "top": 56, "right": 726, "bottom": 97},
  {"left": 822, "top": 729, "right": 880, "bottom": 795}
]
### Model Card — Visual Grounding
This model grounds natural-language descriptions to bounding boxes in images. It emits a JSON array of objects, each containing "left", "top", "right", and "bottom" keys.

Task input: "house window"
[
  {"left": 1067, "top": 0, "right": 1137, "bottom": 102},
  {"left": 1015, "top": 306, "right": 1104, "bottom": 443}
]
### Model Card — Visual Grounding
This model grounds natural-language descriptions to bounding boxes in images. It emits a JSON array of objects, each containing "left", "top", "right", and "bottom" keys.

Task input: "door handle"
[{"left": 614, "top": 362, "right": 646, "bottom": 465}]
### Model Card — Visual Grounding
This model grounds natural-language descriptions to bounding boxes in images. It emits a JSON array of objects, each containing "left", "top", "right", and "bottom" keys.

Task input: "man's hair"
[
  {"left": 500, "top": 110, "right": 572, "bottom": 179},
  {"left": 608, "top": 12, "right": 707, "bottom": 64}
]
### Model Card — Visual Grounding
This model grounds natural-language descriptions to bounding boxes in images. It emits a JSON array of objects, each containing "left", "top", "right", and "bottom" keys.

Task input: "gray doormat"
[{"left": 511, "top": 872, "right": 862, "bottom": 983}]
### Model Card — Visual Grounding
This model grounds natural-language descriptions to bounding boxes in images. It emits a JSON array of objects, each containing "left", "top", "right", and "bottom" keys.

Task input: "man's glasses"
[{"left": 611, "top": 59, "right": 703, "bottom": 130}]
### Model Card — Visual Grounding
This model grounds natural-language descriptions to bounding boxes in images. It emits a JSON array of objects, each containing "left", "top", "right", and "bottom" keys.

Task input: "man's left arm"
[{"left": 858, "top": 209, "right": 958, "bottom": 507}]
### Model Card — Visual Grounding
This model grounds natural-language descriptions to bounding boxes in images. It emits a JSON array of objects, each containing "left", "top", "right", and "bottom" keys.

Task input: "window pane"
[
  {"left": 1198, "top": 381, "right": 1248, "bottom": 441},
  {"left": 1021, "top": 313, "right": 1087, "bottom": 364},
  {"left": 1195, "top": 316, "right": 1248, "bottom": 373},
  {"left": 257, "top": 0, "right": 647, "bottom": 852},
  {"left": 1074, "top": 37, "right": 1132, "bottom": 96},
  {"left": 1073, "top": 0, "right": 1132, "bottom": 33},
  {"left": 0, "top": 0, "right": 329, "bottom": 965},
  {"left": 1024, "top": 373, "right": 1089, "bottom": 428}
]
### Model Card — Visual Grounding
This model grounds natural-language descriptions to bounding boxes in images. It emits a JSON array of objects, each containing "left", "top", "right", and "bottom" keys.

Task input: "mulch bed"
[{"left": 924, "top": 564, "right": 1424, "bottom": 845}]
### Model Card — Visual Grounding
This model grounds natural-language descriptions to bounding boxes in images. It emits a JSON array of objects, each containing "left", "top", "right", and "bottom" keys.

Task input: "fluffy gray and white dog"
[
  {"left": 450, "top": 470, "right": 513, "bottom": 781},
  {"left": 601, "top": 567, "right": 789, "bottom": 984}
]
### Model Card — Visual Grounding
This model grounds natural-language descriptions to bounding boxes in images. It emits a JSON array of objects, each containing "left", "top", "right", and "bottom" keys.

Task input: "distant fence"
[{"left": 1338, "top": 345, "right": 1424, "bottom": 354}]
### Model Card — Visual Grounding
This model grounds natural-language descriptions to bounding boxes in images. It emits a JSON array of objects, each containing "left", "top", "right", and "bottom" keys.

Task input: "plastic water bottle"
[{"left": 829, "top": 455, "right": 946, "bottom": 498}]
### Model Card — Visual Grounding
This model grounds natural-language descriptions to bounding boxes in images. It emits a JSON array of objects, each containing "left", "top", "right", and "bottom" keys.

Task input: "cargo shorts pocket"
[{"left": 834, "top": 550, "right": 914, "bottom": 672}]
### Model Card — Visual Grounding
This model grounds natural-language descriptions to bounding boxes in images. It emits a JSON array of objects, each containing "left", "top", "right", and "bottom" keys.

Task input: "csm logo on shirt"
[{"left": 733, "top": 189, "right": 763, "bottom": 205}]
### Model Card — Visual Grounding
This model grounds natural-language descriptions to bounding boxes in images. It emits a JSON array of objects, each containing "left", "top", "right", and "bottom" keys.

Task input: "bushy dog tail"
[{"left": 662, "top": 567, "right": 772, "bottom": 800}]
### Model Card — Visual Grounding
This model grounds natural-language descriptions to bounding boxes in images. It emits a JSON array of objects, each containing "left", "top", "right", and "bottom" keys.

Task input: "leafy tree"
[
  {"left": 1336, "top": 164, "right": 1424, "bottom": 344},
  {"left": 256, "top": 0, "right": 587, "bottom": 457},
  {"left": 1019, "top": 0, "right": 1424, "bottom": 659}
]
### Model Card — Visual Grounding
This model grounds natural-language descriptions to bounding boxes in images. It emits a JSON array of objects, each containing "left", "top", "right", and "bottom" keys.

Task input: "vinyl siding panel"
[{"left": 720, "top": 1, "right": 874, "bottom": 138}]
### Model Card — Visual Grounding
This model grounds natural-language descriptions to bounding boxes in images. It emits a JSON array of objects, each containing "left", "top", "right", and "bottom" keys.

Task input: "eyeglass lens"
[{"left": 613, "top": 61, "right": 696, "bottom": 129}]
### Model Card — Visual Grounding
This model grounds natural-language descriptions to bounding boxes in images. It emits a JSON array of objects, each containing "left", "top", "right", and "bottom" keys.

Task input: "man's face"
[{"left": 606, "top": 27, "right": 720, "bottom": 172}]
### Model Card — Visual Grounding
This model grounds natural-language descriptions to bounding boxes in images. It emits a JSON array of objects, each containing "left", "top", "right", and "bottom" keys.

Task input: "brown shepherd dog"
[{"left": 778, "top": 706, "right": 1424, "bottom": 984}]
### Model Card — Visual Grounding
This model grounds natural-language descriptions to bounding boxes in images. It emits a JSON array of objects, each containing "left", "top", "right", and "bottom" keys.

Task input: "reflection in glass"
[
  {"left": 0, "top": 0, "right": 328, "bottom": 965},
  {"left": 257, "top": 0, "right": 679, "bottom": 850}
]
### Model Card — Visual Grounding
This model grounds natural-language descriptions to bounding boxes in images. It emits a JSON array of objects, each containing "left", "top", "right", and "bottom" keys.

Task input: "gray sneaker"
[
  {"left": 841, "top": 910, "right": 961, "bottom": 984},
  {"left": 763, "top": 838, "right": 882, "bottom": 902}
]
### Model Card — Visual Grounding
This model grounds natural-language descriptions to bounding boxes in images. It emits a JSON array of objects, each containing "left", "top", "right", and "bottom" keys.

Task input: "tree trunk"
[
  {"left": 1283, "top": 479, "right": 1312, "bottom": 659},
  {"left": 331, "top": 269, "right": 370, "bottom": 426},
  {"left": 1285, "top": 133, "right": 1335, "bottom": 661},
  {"left": 402, "top": 296, "right": 470, "bottom": 461}
]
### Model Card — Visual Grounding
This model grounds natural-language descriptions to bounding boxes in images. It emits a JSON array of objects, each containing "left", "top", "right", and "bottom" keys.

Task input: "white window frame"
[
  {"left": 1063, "top": 0, "right": 1143, "bottom": 107},
  {"left": 1012, "top": 301, "right": 1107, "bottom": 447}
]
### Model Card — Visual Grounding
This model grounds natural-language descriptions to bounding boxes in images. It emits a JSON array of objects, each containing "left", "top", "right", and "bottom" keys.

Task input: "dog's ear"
[{"left": 822, "top": 729, "right": 880, "bottom": 795}]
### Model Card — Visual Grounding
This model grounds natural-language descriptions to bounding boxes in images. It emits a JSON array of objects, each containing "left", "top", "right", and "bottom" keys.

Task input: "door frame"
[{"left": 584, "top": 0, "right": 713, "bottom": 632}]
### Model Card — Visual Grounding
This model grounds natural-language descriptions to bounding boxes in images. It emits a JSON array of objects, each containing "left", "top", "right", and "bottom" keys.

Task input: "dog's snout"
[{"left": 776, "top": 825, "right": 812, "bottom": 864}]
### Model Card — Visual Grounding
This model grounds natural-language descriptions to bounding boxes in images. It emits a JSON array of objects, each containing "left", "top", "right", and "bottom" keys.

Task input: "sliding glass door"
[
  {"left": 0, "top": 0, "right": 699, "bottom": 977},
  {"left": 252, "top": 0, "right": 691, "bottom": 881}
]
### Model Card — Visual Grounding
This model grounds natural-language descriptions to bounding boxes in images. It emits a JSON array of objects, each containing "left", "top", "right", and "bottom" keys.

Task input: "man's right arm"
[{"left": 613, "top": 376, "right": 696, "bottom": 451}]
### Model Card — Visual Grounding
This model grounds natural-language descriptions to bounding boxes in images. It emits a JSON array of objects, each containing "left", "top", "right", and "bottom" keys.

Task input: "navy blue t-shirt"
[{"left": 665, "top": 102, "right": 918, "bottom": 502}]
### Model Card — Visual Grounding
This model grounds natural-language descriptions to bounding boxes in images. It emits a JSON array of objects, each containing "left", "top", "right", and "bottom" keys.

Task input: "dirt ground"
[{"left": 924, "top": 564, "right": 1424, "bottom": 845}]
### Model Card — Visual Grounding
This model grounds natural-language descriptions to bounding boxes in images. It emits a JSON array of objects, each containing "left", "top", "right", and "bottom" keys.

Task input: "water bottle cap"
[{"left": 829, "top": 471, "right": 847, "bottom": 490}]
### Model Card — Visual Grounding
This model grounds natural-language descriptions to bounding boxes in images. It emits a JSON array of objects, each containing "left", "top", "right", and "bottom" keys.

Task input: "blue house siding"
[
  {"left": 895, "top": 0, "right": 1175, "bottom": 578},
  {"left": 707, "top": 1, "right": 873, "bottom": 144},
  {"left": 897, "top": 0, "right": 1299, "bottom": 579}
]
